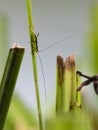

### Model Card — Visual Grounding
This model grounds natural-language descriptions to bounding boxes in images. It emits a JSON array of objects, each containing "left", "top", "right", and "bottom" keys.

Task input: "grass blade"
[
  {"left": 0, "top": 44, "right": 25, "bottom": 130},
  {"left": 26, "top": 0, "right": 44, "bottom": 130}
]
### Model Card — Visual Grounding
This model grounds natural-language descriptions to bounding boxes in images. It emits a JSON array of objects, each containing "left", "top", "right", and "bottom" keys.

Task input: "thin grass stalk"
[
  {"left": 0, "top": 44, "right": 24, "bottom": 130},
  {"left": 26, "top": 0, "right": 44, "bottom": 130}
]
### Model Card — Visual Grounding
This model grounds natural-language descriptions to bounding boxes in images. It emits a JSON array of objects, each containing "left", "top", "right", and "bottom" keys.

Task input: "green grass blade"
[
  {"left": 26, "top": 0, "right": 44, "bottom": 130},
  {"left": 0, "top": 44, "right": 25, "bottom": 130}
]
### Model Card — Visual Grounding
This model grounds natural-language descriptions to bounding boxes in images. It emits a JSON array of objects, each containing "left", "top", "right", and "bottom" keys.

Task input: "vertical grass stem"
[
  {"left": 26, "top": 0, "right": 44, "bottom": 130},
  {"left": 0, "top": 44, "right": 25, "bottom": 130}
]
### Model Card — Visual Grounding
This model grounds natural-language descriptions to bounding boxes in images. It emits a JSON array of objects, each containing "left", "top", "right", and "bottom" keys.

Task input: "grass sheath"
[
  {"left": 0, "top": 44, "right": 25, "bottom": 130},
  {"left": 56, "top": 55, "right": 81, "bottom": 115},
  {"left": 26, "top": 0, "right": 44, "bottom": 130},
  {"left": 56, "top": 56, "right": 64, "bottom": 114}
]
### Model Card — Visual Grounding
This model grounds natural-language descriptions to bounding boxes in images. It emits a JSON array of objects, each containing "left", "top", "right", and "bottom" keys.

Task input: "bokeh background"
[{"left": 0, "top": 0, "right": 98, "bottom": 129}]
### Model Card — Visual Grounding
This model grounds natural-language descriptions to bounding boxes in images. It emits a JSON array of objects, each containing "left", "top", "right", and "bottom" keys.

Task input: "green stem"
[
  {"left": 32, "top": 52, "right": 43, "bottom": 130},
  {"left": 0, "top": 44, "right": 25, "bottom": 130},
  {"left": 26, "top": 0, "right": 44, "bottom": 130},
  {"left": 56, "top": 55, "right": 81, "bottom": 114}
]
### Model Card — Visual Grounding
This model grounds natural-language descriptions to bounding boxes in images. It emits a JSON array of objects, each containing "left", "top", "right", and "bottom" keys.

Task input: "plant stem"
[
  {"left": 26, "top": 0, "right": 44, "bottom": 130},
  {"left": 0, "top": 44, "right": 25, "bottom": 130},
  {"left": 56, "top": 55, "right": 81, "bottom": 114}
]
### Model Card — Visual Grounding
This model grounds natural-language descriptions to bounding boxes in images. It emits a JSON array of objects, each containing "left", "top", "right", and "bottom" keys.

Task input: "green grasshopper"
[{"left": 30, "top": 31, "right": 39, "bottom": 53}]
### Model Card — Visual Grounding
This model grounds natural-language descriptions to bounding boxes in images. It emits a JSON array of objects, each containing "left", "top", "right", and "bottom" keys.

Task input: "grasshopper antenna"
[
  {"left": 39, "top": 33, "right": 80, "bottom": 52},
  {"left": 34, "top": 33, "right": 47, "bottom": 100},
  {"left": 37, "top": 52, "right": 47, "bottom": 100}
]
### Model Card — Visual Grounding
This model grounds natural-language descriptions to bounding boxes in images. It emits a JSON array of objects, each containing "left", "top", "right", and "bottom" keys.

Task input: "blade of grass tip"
[
  {"left": 56, "top": 55, "right": 64, "bottom": 115},
  {"left": 26, "top": 0, "right": 44, "bottom": 130},
  {"left": 0, "top": 44, "right": 25, "bottom": 130}
]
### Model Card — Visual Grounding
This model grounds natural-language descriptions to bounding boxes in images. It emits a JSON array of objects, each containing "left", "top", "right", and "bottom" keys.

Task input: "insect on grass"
[{"left": 33, "top": 32, "right": 81, "bottom": 99}]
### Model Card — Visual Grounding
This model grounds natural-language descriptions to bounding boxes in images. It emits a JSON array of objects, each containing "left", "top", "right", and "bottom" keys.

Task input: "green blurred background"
[{"left": 0, "top": 0, "right": 98, "bottom": 129}]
